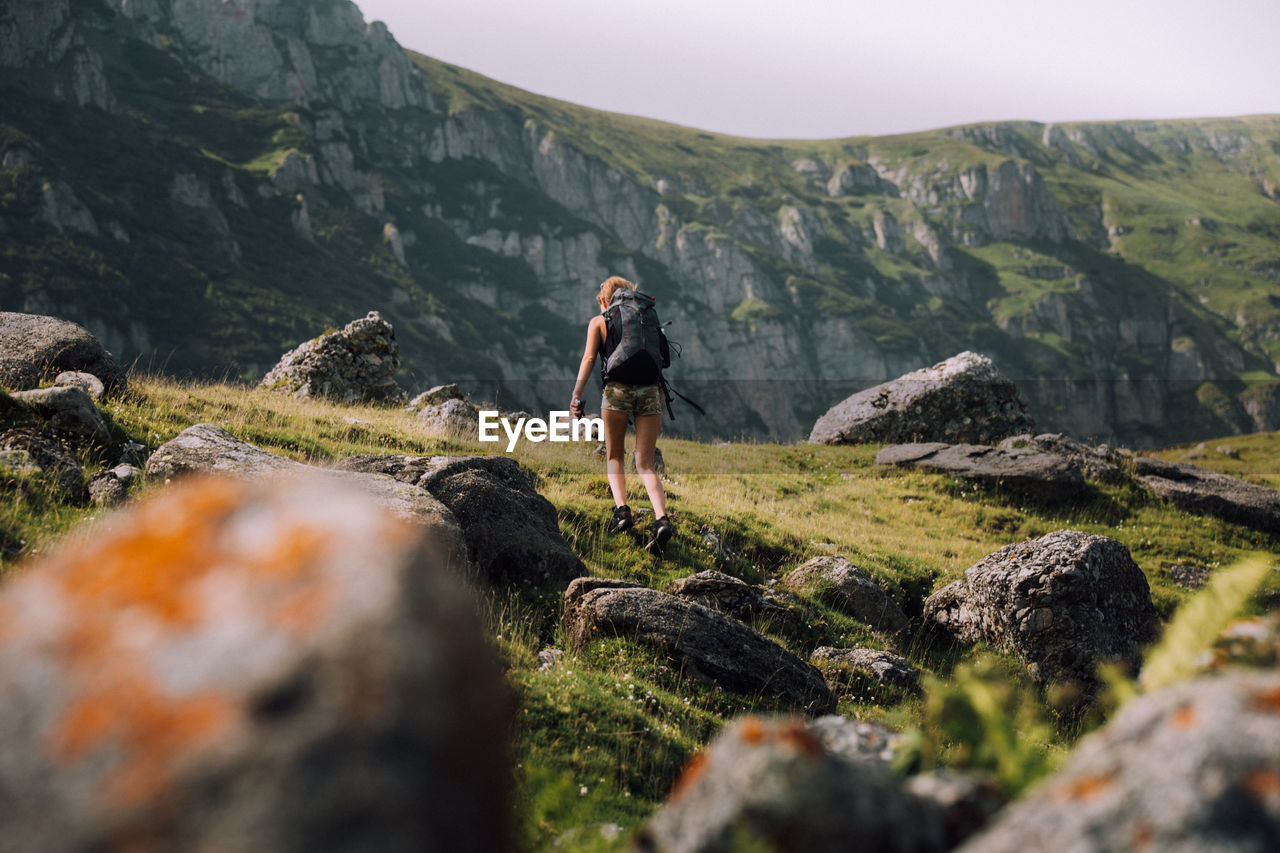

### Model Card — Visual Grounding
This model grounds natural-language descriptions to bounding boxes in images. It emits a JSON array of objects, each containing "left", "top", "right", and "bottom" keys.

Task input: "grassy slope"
[{"left": 3, "top": 375, "right": 1278, "bottom": 849}]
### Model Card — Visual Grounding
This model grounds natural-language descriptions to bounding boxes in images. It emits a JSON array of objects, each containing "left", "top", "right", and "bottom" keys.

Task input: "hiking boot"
[
  {"left": 645, "top": 515, "right": 675, "bottom": 556},
  {"left": 609, "top": 504, "right": 633, "bottom": 534}
]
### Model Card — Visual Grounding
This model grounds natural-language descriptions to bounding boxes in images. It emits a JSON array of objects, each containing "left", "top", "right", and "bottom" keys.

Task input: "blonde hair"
[{"left": 597, "top": 275, "right": 636, "bottom": 306}]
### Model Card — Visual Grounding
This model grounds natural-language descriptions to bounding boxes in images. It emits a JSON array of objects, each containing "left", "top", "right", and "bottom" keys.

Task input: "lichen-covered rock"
[
  {"left": 783, "top": 556, "right": 909, "bottom": 634},
  {"left": 87, "top": 463, "right": 140, "bottom": 507},
  {"left": 10, "top": 385, "right": 112, "bottom": 444},
  {"left": 0, "top": 312, "right": 127, "bottom": 395},
  {"left": 0, "top": 474, "right": 511, "bottom": 852},
  {"left": 959, "top": 670, "right": 1280, "bottom": 852},
  {"left": 261, "top": 311, "right": 404, "bottom": 403},
  {"left": 812, "top": 647, "right": 922, "bottom": 696},
  {"left": 906, "top": 771, "right": 1006, "bottom": 849},
  {"left": 416, "top": 396, "right": 479, "bottom": 438},
  {"left": 54, "top": 370, "right": 105, "bottom": 400},
  {"left": 810, "top": 352, "right": 1033, "bottom": 445},
  {"left": 876, "top": 442, "right": 1086, "bottom": 502},
  {"left": 637, "top": 716, "right": 945, "bottom": 852},
  {"left": 407, "top": 383, "right": 465, "bottom": 409},
  {"left": 0, "top": 427, "right": 84, "bottom": 501},
  {"left": 923, "top": 530, "right": 1158, "bottom": 689},
  {"left": 563, "top": 579, "right": 834, "bottom": 713},
  {"left": 1133, "top": 456, "right": 1280, "bottom": 534},
  {"left": 997, "top": 432, "right": 1128, "bottom": 484},
  {"left": 669, "top": 570, "right": 798, "bottom": 629},
  {"left": 806, "top": 715, "right": 901, "bottom": 765}
]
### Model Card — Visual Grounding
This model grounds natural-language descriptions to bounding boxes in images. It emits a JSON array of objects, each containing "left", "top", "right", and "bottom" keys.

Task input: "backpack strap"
[{"left": 659, "top": 376, "right": 705, "bottom": 420}]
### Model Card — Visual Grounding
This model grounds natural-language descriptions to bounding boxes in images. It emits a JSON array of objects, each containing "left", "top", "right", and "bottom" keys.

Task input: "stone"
[
  {"left": 906, "top": 771, "right": 1006, "bottom": 849},
  {"left": 261, "top": 311, "right": 404, "bottom": 403},
  {"left": 10, "top": 385, "right": 112, "bottom": 444},
  {"left": 810, "top": 352, "right": 1034, "bottom": 446},
  {"left": 997, "top": 432, "right": 1128, "bottom": 484},
  {"left": 1166, "top": 562, "right": 1209, "bottom": 589},
  {"left": 783, "top": 556, "right": 909, "bottom": 634},
  {"left": 923, "top": 530, "right": 1158, "bottom": 689},
  {"left": 563, "top": 579, "right": 834, "bottom": 713},
  {"left": 876, "top": 442, "right": 1087, "bottom": 502},
  {"left": 53, "top": 370, "right": 105, "bottom": 400},
  {"left": 1133, "top": 456, "right": 1280, "bottom": 534},
  {"left": 668, "top": 570, "right": 799, "bottom": 629},
  {"left": 958, "top": 670, "right": 1280, "bottom": 852},
  {"left": 86, "top": 463, "right": 140, "bottom": 508},
  {"left": 0, "top": 427, "right": 84, "bottom": 501},
  {"left": 806, "top": 715, "right": 901, "bottom": 765},
  {"left": 0, "top": 312, "right": 127, "bottom": 395},
  {"left": 335, "top": 454, "right": 585, "bottom": 589},
  {"left": 0, "top": 473, "right": 511, "bottom": 851},
  {"left": 536, "top": 648, "right": 565, "bottom": 671},
  {"left": 637, "top": 716, "right": 945, "bottom": 852},
  {"left": 145, "top": 425, "right": 465, "bottom": 565},
  {"left": 407, "top": 383, "right": 465, "bottom": 409},
  {"left": 416, "top": 397, "right": 479, "bottom": 438},
  {"left": 812, "top": 647, "right": 922, "bottom": 695}
]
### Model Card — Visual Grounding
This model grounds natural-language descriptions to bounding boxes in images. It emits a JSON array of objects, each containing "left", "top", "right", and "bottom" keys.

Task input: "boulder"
[
  {"left": 1133, "top": 456, "right": 1280, "bottom": 534},
  {"left": 923, "top": 530, "right": 1158, "bottom": 689},
  {"left": 10, "top": 385, "right": 112, "bottom": 444},
  {"left": 261, "top": 311, "right": 404, "bottom": 403},
  {"left": 809, "top": 352, "right": 1033, "bottom": 445},
  {"left": 668, "top": 570, "right": 799, "bottom": 629},
  {"left": 906, "top": 771, "right": 1006, "bottom": 850},
  {"left": 958, "top": 670, "right": 1280, "bottom": 852},
  {"left": 0, "top": 474, "right": 511, "bottom": 851},
  {"left": 876, "top": 442, "right": 1086, "bottom": 502},
  {"left": 407, "top": 383, "right": 465, "bottom": 409},
  {"left": 783, "top": 556, "right": 909, "bottom": 634},
  {"left": 997, "top": 432, "right": 1128, "bottom": 484},
  {"left": 336, "top": 454, "right": 585, "bottom": 589},
  {"left": 563, "top": 579, "right": 834, "bottom": 713},
  {"left": 637, "top": 716, "right": 945, "bottom": 852},
  {"left": 0, "top": 427, "right": 84, "bottom": 501},
  {"left": 53, "top": 371, "right": 105, "bottom": 400},
  {"left": 87, "top": 463, "right": 141, "bottom": 508},
  {"left": 812, "top": 647, "right": 922, "bottom": 695},
  {"left": 145, "top": 425, "right": 464, "bottom": 564},
  {"left": 0, "top": 312, "right": 127, "bottom": 395},
  {"left": 416, "top": 397, "right": 479, "bottom": 438},
  {"left": 806, "top": 715, "right": 901, "bottom": 764}
]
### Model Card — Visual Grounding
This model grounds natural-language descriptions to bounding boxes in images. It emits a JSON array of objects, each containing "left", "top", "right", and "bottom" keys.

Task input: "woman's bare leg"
[
  {"left": 604, "top": 409, "right": 630, "bottom": 506},
  {"left": 633, "top": 412, "right": 667, "bottom": 518}
]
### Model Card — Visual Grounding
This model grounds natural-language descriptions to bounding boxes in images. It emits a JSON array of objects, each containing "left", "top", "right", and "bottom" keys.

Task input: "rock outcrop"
[
  {"left": 960, "top": 670, "right": 1280, "bottom": 852},
  {"left": 262, "top": 311, "right": 404, "bottom": 403},
  {"left": 0, "top": 473, "right": 511, "bottom": 851},
  {"left": 563, "top": 579, "right": 834, "bottom": 713},
  {"left": 1133, "top": 456, "right": 1280, "bottom": 534},
  {"left": 812, "top": 647, "right": 922, "bottom": 696},
  {"left": 783, "top": 556, "right": 909, "bottom": 634},
  {"left": 10, "top": 385, "right": 112, "bottom": 444},
  {"left": 0, "top": 427, "right": 84, "bottom": 501},
  {"left": 810, "top": 352, "right": 1034, "bottom": 446},
  {"left": 668, "top": 570, "right": 799, "bottom": 629},
  {"left": 876, "top": 442, "right": 1087, "bottom": 502},
  {"left": 997, "top": 432, "right": 1128, "bottom": 484},
  {"left": 924, "top": 530, "right": 1158, "bottom": 689},
  {"left": 0, "top": 312, "right": 127, "bottom": 395}
]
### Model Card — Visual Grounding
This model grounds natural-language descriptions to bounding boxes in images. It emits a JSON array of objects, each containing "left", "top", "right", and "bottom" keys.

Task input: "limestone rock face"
[
  {"left": 0, "top": 473, "right": 511, "bottom": 852},
  {"left": 1133, "top": 456, "right": 1280, "bottom": 534},
  {"left": 262, "top": 311, "right": 404, "bottom": 403},
  {"left": 875, "top": 442, "right": 1087, "bottom": 502},
  {"left": 563, "top": 579, "right": 834, "bottom": 713},
  {"left": 783, "top": 556, "right": 909, "bottom": 634},
  {"left": 960, "top": 670, "right": 1280, "bottom": 852},
  {"left": 0, "top": 312, "right": 127, "bottom": 395},
  {"left": 810, "top": 352, "right": 1034, "bottom": 446},
  {"left": 0, "top": 0, "right": 70, "bottom": 67},
  {"left": 639, "top": 716, "right": 945, "bottom": 853},
  {"left": 924, "top": 530, "right": 1158, "bottom": 688}
]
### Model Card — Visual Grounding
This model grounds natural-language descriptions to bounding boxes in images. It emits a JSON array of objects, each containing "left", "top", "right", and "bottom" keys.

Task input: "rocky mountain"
[{"left": 3, "top": 0, "right": 1280, "bottom": 445}]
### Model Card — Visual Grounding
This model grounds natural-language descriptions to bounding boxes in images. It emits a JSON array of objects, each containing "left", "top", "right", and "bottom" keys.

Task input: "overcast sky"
[{"left": 353, "top": 0, "right": 1280, "bottom": 139}]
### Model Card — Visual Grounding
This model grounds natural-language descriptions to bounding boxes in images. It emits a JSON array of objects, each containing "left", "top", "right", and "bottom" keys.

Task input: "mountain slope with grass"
[{"left": 3, "top": 0, "right": 1280, "bottom": 445}]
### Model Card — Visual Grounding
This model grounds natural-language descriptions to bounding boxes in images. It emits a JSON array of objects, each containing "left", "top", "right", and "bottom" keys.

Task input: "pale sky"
[{"left": 354, "top": 0, "right": 1280, "bottom": 139}]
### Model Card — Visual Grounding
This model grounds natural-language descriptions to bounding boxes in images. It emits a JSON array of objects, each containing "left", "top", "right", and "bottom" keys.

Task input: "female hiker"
[{"left": 569, "top": 276, "right": 674, "bottom": 555}]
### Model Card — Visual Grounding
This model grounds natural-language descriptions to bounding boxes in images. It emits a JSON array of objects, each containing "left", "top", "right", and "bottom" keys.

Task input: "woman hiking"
[{"left": 569, "top": 276, "right": 674, "bottom": 555}]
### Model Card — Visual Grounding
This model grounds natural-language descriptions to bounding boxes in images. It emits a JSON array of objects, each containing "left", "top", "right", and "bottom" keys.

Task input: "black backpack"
[{"left": 601, "top": 289, "right": 669, "bottom": 385}]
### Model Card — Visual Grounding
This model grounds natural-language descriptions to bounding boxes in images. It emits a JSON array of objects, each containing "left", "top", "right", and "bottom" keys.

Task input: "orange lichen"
[
  {"left": 1171, "top": 703, "right": 1197, "bottom": 730},
  {"left": 738, "top": 717, "right": 766, "bottom": 744},
  {"left": 1244, "top": 769, "right": 1280, "bottom": 799},
  {"left": 776, "top": 721, "right": 824, "bottom": 759},
  {"left": 1248, "top": 686, "right": 1280, "bottom": 714},
  {"left": 668, "top": 750, "right": 709, "bottom": 802},
  {"left": 1060, "top": 772, "right": 1115, "bottom": 801},
  {"left": 1131, "top": 822, "right": 1155, "bottom": 848}
]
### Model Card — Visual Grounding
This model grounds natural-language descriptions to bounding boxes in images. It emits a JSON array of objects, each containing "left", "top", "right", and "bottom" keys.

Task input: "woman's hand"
[{"left": 570, "top": 395, "right": 585, "bottom": 418}]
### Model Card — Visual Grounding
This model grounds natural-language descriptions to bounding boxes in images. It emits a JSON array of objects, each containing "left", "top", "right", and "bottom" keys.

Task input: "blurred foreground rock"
[
  {"left": 261, "top": 311, "right": 404, "bottom": 403},
  {"left": 0, "top": 474, "right": 511, "bottom": 851},
  {"left": 0, "top": 312, "right": 127, "bottom": 395}
]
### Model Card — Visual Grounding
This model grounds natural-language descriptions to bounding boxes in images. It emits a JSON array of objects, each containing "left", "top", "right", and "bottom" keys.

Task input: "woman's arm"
[{"left": 570, "top": 316, "right": 604, "bottom": 416}]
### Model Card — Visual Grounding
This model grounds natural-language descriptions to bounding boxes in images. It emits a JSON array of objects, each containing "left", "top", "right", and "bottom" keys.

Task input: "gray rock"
[
  {"left": 0, "top": 312, "right": 127, "bottom": 395},
  {"left": 0, "top": 473, "right": 512, "bottom": 852},
  {"left": 923, "top": 530, "right": 1158, "bottom": 689},
  {"left": 407, "top": 383, "right": 465, "bottom": 409},
  {"left": 336, "top": 454, "right": 585, "bottom": 589},
  {"left": 537, "top": 648, "right": 565, "bottom": 670},
  {"left": 1133, "top": 456, "right": 1280, "bottom": 534},
  {"left": 959, "top": 670, "right": 1280, "bottom": 853},
  {"left": 53, "top": 370, "right": 105, "bottom": 400},
  {"left": 812, "top": 647, "right": 922, "bottom": 695},
  {"left": 0, "top": 428, "right": 84, "bottom": 500},
  {"left": 10, "top": 385, "right": 112, "bottom": 444},
  {"left": 807, "top": 715, "right": 901, "bottom": 765},
  {"left": 86, "top": 463, "right": 140, "bottom": 508},
  {"left": 810, "top": 352, "right": 1034, "bottom": 445},
  {"left": 637, "top": 716, "right": 944, "bottom": 852},
  {"left": 876, "top": 442, "right": 1087, "bottom": 502},
  {"left": 145, "top": 425, "right": 465, "bottom": 565},
  {"left": 416, "top": 397, "right": 479, "bottom": 438},
  {"left": 669, "top": 570, "right": 798, "bottom": 629},
  {"left": 997, "top": 432, "right": 1128, "bottom": 484},
  {"left": 783, "top": 556, "right": 909, "bottom": 634},
  {"left": 563, "top": 579, "right": 833, "bottom": 713},
  {"left": 261, "top": 311, "right": 404, "bottom": 403},
  {"left": 906, "top": 771, "right": 1006, "bottom": 849}
]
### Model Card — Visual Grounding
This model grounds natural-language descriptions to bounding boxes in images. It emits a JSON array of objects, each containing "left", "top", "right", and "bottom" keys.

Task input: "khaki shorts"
[{"left": 602, "top": 382, "right": 662, "bottom": 417}]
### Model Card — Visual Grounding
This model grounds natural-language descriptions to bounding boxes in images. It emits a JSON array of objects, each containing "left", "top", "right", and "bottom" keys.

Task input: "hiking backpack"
[{"left": 600, "top": 289, "right": 669, "bottom": 386}]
